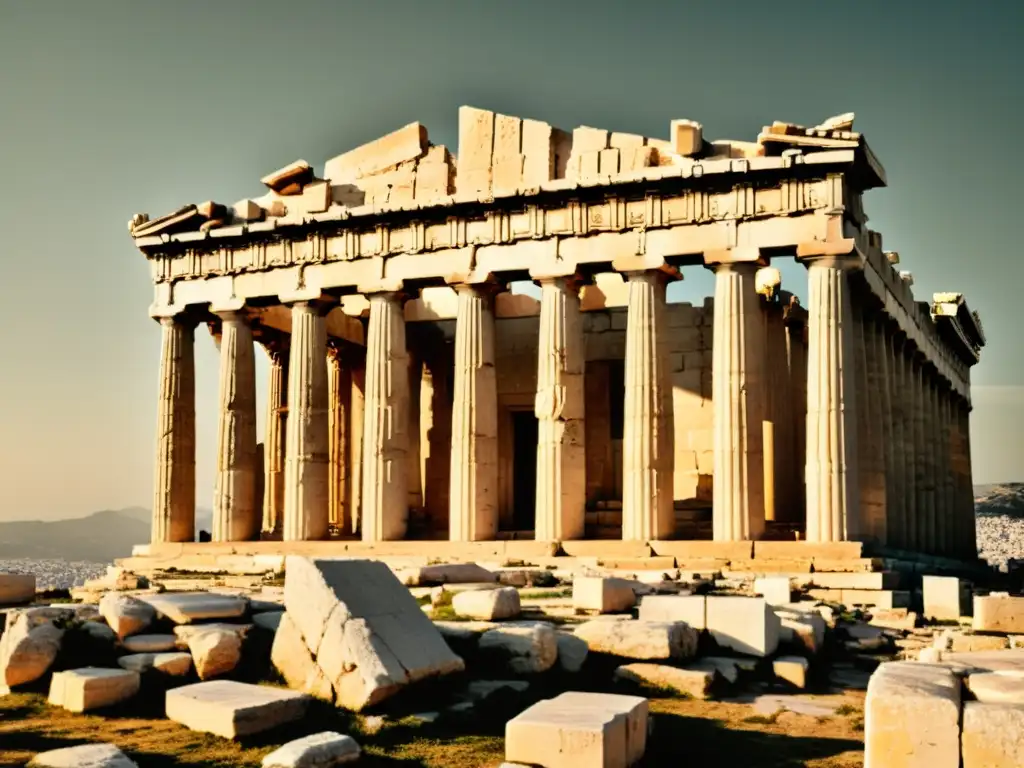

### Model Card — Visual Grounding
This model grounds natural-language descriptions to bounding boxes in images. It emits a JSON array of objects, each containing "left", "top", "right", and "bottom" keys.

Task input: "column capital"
[
  {"left": 611, "top": 254, "right": 682, "bottom": 282},
  {"left": 530, "top": 272, "right": 586, "bottom": 294},
  {"left": 796, "top": 238, "right": 866, "bottom": 270},
  {"left": 703, "top": 246, "right": 766, "bottom": 269},
  {"left": 155, "top": 312, "right": 200, "bottom": 330},
  {"left": 450, "top": 279, "right": 505, "bottom": 298}
]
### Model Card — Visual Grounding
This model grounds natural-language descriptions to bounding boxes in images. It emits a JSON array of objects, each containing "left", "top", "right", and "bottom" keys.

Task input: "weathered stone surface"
[
  {"left": 187, "top": 629, "right": 242, "bottom": 680},
  {"left": 81, "top": 621, "right": 118, "bottom": 643},
  {"left": 261, "top": 731, "right": 361, "bottom": 767},
  {"left": 167, "top": 680, "right": 310, "bottom": 739},
  {"left": 324, "top": 122, "right": 427, "bottom": 182},
  {"left": 754, "top": 577, "right": 792, "bottom": 606},
  {"left": 48, "top": 667, "right": 140, "bottom": 712},
  {"left": 966, "top": 672, "right": 1024, "bottom": 704},
  {"left": 637, "top": 595, "right": 706, "bottom": 627},
  {"left": 574, "top": 619, "right": 698, "bottom": 661},
  {"left": 776, "top": 606, "right": 826, "bottom": 654},
  {"left": 573, "top": 577, "right": 637, "bottom": 614},
  {"left": 283, "top": 558, "right": 464, "bottom": 710},
  {"left": 0, "top": 574, "right": 35, "bottom": 605},
  {"left": 974, "top": 595, "right": 1024, "bottom": 634},
  {"left": 556, "top": 631, "right": 589, "bottom": 673},
  {"left": 452, "top": 587, "right": 521, "bottom": 620},
  {"left": 864, "top": 661, "right": 961, "bottom": 768},
  {"left": 614, "top": 662, "right": 715, "bottom": 699},
  {"left": 921, "top": 576, "right": 967, "bottom": 622},
  {"left": 28, "top": 743, "right": 138, "bottom": 768},
  {"left": 117, "top": 652, "right": 192, "bottom": 677},
  {"left": 271, "top": 612, "right": 333, "bottom": 702},
  {"left": 141, "top": 592, "right": 248, "bottom": 624},
  {"left": 0, "top": 607, "right": 70, "bottom": 688},
  {"left": 479, "top": 623, "right": 557, "bottom": 674},
  {"left": 122, "top": 634, "right": 177, "bottom": 653},
  {"left": 705, "top": 597, "right": 780, "bottom": 657},
  {"left": 506, "top": 691, "right": 648, "bottom": 768},
  {"left": 961, "top": 701, "right": 1024, "bottom": 768},
  {"left": 99, "top": 594, "right": 155, "bottom": 639},
  {"left": 173, "top": 623, "right": 252, "bottom": 647},
  {"left": 773, "top": 656, "right": 810, "bottom": 689}
]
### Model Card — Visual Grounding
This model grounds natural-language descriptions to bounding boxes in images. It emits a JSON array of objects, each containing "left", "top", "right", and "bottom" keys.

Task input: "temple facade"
[{"left": 130, "top": 108, "right": 985, "bottom": 561}]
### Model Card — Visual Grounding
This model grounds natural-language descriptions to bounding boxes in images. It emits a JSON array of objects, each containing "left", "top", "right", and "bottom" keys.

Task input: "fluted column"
[
  {"left": 888, "top": 335, "right": 908, "bottom": 548},
  {"left": 622, "top": 270, "right": 675, "bottom": 541},
  {"left": 783, "top": 302, "right": 807, "bottom": 527},
  {"left": 534, "top": 276, "right": 586, "bottom": 542},
  {"left": 802, "top": 256, "right": 861, "bottom": 542},
  {"left": 449, "top": 283, "right": 500, "bottom": 542},
  {"left": 213, "top": 311, "right": 259, "bottom": 542},
  {"left": 854, "top": 303, "right": 884, "bottom": 542},
  {"left": 932, "top": 381, "right": 949, "bottom": 556},
  {"left": 327, "top": 340, "right": 352, "bottom": 533},
  {"left": 362, "top": 291, "right": 410, "bottom": 541},
  {"left": 875, "top": 320, "right": 894, "bottom": 547},
  {"left": 707, "top": 257, "right": 766, "bottom": 541},
  {"left": 902, "top": 350, "right": 919, "bottom": 550},
  {"left": 860, "top": 313, "right": 888, "bottom": 544},
  {"left": 911, "top": 359, "right": 931, "bottom": 551},
  {"left": 283, "top": 301, "right": 330, "bottom": 541},
  {"left": 152, "top": 315, "right": 196, "bottom": 544},
  {"left": 960, "top": 400, "right": 978, "bottom": 560},
  {"left": 260, "top": 337, "right": 289, "bottom": 535},
  {"left": 944, "top": 393, "right": 961, "bottom": 558}
]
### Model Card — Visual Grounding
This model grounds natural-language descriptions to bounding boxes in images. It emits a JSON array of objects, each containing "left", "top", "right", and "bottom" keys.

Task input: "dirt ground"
[{"left": 0, "top": 684, "right": 864, "bottom": 767}]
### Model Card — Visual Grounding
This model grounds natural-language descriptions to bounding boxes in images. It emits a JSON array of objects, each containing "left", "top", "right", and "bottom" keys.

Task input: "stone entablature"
[{"left": 131, "top": 107, "right": 986, "bottom": 556}]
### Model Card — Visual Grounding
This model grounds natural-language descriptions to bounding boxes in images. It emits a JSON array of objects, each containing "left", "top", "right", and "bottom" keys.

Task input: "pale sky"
[{"left": 0, "top": 1, "right": 1021, "bottom": 522}]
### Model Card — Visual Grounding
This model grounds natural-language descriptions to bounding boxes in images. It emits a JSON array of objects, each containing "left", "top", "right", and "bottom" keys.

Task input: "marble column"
[
  {"left": 862, "top": 314, "right": 889, "bottom": 544},
  {"left": 803, "top": 256, "right": 861, "bottom": 542},
  {"left": 783, "top": 304, "right": 807, "bottom": 526},
  {"left": 348, "top": 355, "right": 366, "bottom": 537},
  {"left": 407, "top": 351, "right": 424, "bottom": 514},
  {"left": 854, "top": 303, "right": 884, "bottom": 543},
  {"left": 708, "top": 258, "right": 766, "bottom": 541},
  {"left": 421, "top": 349, "right": 452, "bottom": 533},
  {"left": 152, "top": 315, "right": 196, "bottom": 544},
  {"left": 935, "top": 382, "right": 952, "bottom": 556},
  {"left": 902, "top": 351, "right": 919, "bottom": 551},
  {"left": 960, "top": 400, "right": 978, "bottom": 560},
  {"left": 283, "top": 301, "right": 330, "bottom": 542},
  {"left": 945, "top": 393, "right": 962, "bottom": 558},
  {"left": 327, "top": 340, "right": 352, "bottom": 533},
  {"left": 534, "top": 276, "right": 586, "bottom": 542},
  {"left": 261, "top": 337, "right": 289, "bottom": 535},
  {"left": 212, "top": 311, "right": 259, "bottom": 542},
  {"left": 362, "top": 291, "right": 410, "bottom": 541},
  {"left": 911, "top": 361, "right": 932, "bottom": 552},
  {"left": 887, "top": 335, "right": 908, "bottom": 549},
  {"left": 924, "top": 371, "right": 939, "bottom": 553},
  {"left": 449, "top": 283, "right": 499, "bottom": 542},
  {"left": 622, "top": 270, "right": 675, "bottom": 541}
]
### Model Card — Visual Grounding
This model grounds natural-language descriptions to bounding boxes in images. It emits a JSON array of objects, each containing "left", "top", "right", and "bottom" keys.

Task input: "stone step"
[
  {"left": 807, "top": 587, "right": 911, "bottom": 609},
  {"left": 809, "top": 572, "right": 901, "bottom": 590}
]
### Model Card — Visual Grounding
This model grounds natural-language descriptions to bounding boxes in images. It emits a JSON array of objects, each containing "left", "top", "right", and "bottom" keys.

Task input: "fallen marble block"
[
  {"left": 99, "top": 594, "right": 154, "bottom": 639},
  {"left": 864, "top": 661, "right": 961, "bottom": 768},
  {"left": 974, "top": 595, "right": 1024, "bottom": 634},
  {"left": 479, "top": 623, "right": 558, "bottom": 674},
  {"left": 505, "top": 691, "right": 648, "bottom": 768},
  {"left": 0, "top": 573, "right": 35, "bottom": 605},
  {"left": 555, "top": 631, "right": 589, "bottom": 673},
  {"left": 961, "top": 701, "right": 1024, "bottom": 768},
  {"left": 270, "top": 612, "right": 333, "bottom": 701},
  {"left": 281, "top": 557, "right": 464, "bottom": 710},
  {"left": 121, "top": 634, "right": 177, "bottom": 653},
  {"left": 173, "top": 623, "right": 252, "bottom": 647},
  {"left": 141, "top": 592, "right": 248, "bottom": 624},
  {"left": 773, "top": 656, "right": 810, "bottom": 689},
  {"left": 166, "top": 680, "right": 310, "bottom": 739},
  {"left": 48, "top": 667, "right": 140, "bottom": 712},
  {"left": 452, "top": 587, "right": 521, "bottom": 620},
  {"left": 0, "top": 607, "right": 71, "bottom": 689},
  {"left": 613, "top": 662, "right": 714, "bottom": 699},
  {"left": 965, "top": 671, "right": 1024, "bottom": 704},
  {"left": 705, "top": 596, "right": 780, "bottom": 657},
  {"left": 574, "top": 619, "right": 698, "bottom": 661},
  {"left": 261, "top": 730, "right": 361, "bottom": 767},
  {"left": 188, "top": 629, "right": 242, "bottom": 680},
  {"left": 396, "top": 562, "right": 497, "bottom": 586},
  {"left": 118, "top": 652, "right": 192, "bottom": 677},
  {"left": 754, "top": 576, "right": 792, "bottom": 607},
  {"left": 573, "top": 577, "right": 637, "bottom": 614},
  {"left": 28, "top": 743, "right": 138, "bottom": 767}
]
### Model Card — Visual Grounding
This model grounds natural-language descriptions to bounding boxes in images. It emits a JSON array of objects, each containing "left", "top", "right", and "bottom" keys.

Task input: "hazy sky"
[{"left": 0, "top": 1, "right": 1021, "bottom": 522}]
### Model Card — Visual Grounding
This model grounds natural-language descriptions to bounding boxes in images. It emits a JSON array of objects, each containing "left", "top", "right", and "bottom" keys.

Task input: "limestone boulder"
[
  {"left": 118, "top": 652, "right": 192, "bottom": 677},
  {"left": 28, "top": 743, "right": 138, "bottom": 768},
  {"left": 754, "top": 577, "right": 792, "bottom": 607},
  {"left": 555, "top": 631, "right": 589, "bottom": 673},
  {"left": 122, "top": 633, "right": 177, "bottom": 653},
  {"left": 706, "top": 596, "right": 780, "bottom": 657},
  {"left": 864, "top": 661, "right": 961, "bottom": 768},
  {"left": 452, "top": 587, "right": 521, "bottom": 620},
  {"left": 961, "top": 701, "right": 1024, "bottom": 767},
  {"left": 166, "top": 680, "right": 310, "bottom": 739},
  {"left": 397, "top": 562, "right": 497, "bottom": 586},
  {"left": 573, "top": 577, "right": 638, "bottom": 614},
  {"left": 188, "top": 629, "right": 242, "bottom": 680},
  {"left": 614, "top": 662, "right": 715, "bottom": 699},
  {"left": 478, "top": 623, "right": 558, "bottom": 674},
  {"left": 281, "top": 557, "right": 464, "bottom": 710},
  {"left": 974, "top": 595, "right": 1024, "bottom": 634},
  {"left": 0, "top": 607, "right": 71, "bottom": 688},
  {"left": 141, "top": 592, "right": 248, "bottom": 624},
  {"left": 574, "top": 619, "right": 698, "bottom": 661},
  {"left": 0, "top": 573, "right": 35, "bottom": 605},
  {"left": 637, "top": 595, "right": 706, "bottom": 626},
  {"left": 48, "top": 667, "right": 140, "bottom": 712},
  {"left": 262, "top": 731, "right": 361, "bottom": 767},
  {"left": 173, "top": 623, "right": 252, "bottom": 648},
  {"left": 98, "top": 594, "right": 154, "bottom": 639},
  {"left": 270, "top": 612, "right": 333, "bottom": 701},
  {"left": 965, "top": 672, "right": 1024, "bottom": 704}
]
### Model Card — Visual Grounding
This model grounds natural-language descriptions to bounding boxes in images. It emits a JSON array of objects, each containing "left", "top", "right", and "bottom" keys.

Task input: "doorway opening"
[{"left": 511, "top": 410, "right": 539, "bottom": 531}]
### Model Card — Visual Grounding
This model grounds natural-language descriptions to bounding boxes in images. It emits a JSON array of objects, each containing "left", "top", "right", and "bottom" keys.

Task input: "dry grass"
[{"left": 0, "top": 680, "right": 865, "bottom": 767}]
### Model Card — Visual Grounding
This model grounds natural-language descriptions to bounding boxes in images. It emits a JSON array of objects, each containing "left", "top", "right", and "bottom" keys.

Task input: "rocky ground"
[{"left": 0, "top": 559, "right": 106, "bottom": 590}]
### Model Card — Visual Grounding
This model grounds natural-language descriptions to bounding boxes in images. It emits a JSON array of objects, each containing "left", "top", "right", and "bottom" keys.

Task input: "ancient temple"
[{"left": 128, "top": 107, "right": 985, "bottom": 567}]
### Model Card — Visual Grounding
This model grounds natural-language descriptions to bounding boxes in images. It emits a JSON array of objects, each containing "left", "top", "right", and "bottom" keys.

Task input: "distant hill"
[
  {"left": 0, "top": 507, "right": 214, "bottom": 563},
  {"left": 975, "top": 484, "right": 1024, "bottom": 517}
]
